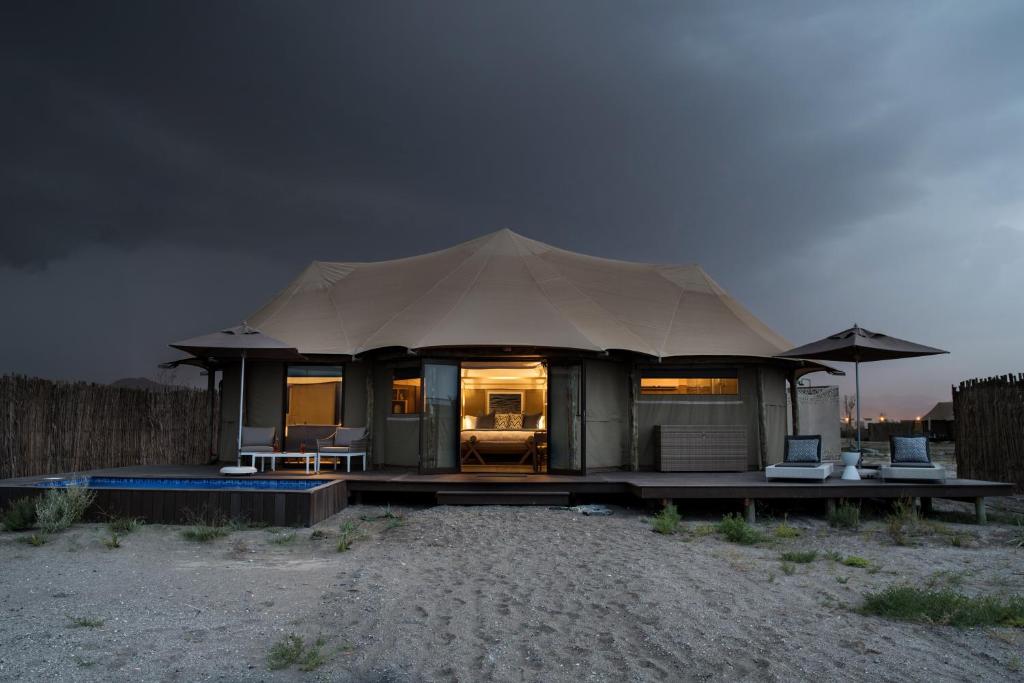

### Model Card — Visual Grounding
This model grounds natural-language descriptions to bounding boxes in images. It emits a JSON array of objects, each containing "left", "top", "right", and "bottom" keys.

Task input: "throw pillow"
[{"left": 785, "top": 438, "right": 820, "bottom": 463}]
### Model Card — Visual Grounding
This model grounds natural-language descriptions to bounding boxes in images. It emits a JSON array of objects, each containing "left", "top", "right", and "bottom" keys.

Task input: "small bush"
[
  {"left": 774, "top": 518, "right": 801, "bottom": 539},
  {"left": 836, "top": 576, "right": 850, "bottom": 585},
  {"left": 36, "top": 484, "right": 96, "bottom": 534},
  {"left": 886, "top": 501, "right": 914, "bottom": 546},
  {"left": 860, "top": 585, "right": 1024, "bottom": 628},
  {"left": 269, "top": 531, "right": 296, "bottom": 545},
  {"left": 780, "top": 562, "right": 796, "bottom": 575},
  {"left": 650, "top": 504, "right": 681, "bottom": 535},
  {"left": 181, "top": 510, "right": 238, "bottom": 542},
  {"left": 309, "top": 529, "right": 329, "bottom": 541},
  {"left": 718, "top": 513, "right": 765, "bottom": 545},
  {"left": 103, "top": 534, "right": 121, "bottom": 549},
  {"left": 107, "top": 516, "right": 143, "bottom": 534},
  {"left": 267, "top": 634, "right": 326, "bottom": 671},
  {"left": 68, "top": 615, "right": 104, "bottom": 629},
  {"left": 182, "top": 525, "right": 231, "bottom": 542},
  {"left": 2, "top": 497, "right": 38, "bottom": 531},
  {"left": 780, "top": 550, "right": 817, "bottom": 564},
  {"left": 1011, "top": 521, "right": 1024, "bottom": 549},
  {"left": 828, "top": 502, "right": 860, "bottom": 530},
  {"left": 824, "top": 550, "right": 843, "bottom": 562},
  {"left": 842, "top": 555, "right": 871, "bottom": 568},
  {"left": 384, "top": 517, "right": 404, "bottom": 531},
  {"left": 20, "top": 533, "right": 47, "bottom": 546},
  {"left": 337, "top": 521, "right": 363, "bottom": 552}
]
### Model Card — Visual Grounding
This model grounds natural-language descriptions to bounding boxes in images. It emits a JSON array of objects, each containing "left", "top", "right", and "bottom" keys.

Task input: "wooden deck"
[{"left": 2, "top": 464, "right": 1012, "bottom": 512}]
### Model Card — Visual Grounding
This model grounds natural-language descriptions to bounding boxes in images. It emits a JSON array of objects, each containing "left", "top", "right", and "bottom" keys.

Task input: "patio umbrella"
[
  {"left": 775, "top": 324, "right": 947, "bottom": 451},
  {"left": 171, "top": 323, "right": 302, "bottom": 463}
]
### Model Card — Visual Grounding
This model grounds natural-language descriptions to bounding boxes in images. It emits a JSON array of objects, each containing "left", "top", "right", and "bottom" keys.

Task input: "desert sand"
[{"left": 0, "top": 501, "right": 1021, "bottom": 681}]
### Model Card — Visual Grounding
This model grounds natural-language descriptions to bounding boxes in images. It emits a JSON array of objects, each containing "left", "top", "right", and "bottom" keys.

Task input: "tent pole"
[
  {"left": 855, "top": 360, "right": 861, "bottom": 452},
  {"left": 236, "top": 350, "right": 246, "bottom": 466}
]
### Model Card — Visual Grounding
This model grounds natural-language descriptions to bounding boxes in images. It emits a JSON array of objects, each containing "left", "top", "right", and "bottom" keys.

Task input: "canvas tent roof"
[
  {"left": 923, "top": 401, "right": 954, "bottom": 422},
  {"left": 246, "top": 229, "right": 794, "bottom": 359}
]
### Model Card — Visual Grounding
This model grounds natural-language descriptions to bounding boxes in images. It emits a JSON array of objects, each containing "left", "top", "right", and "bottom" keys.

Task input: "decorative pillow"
[
  {"left": 495, "top": 413, "right": 524, "bottom": 429},
  {"left": 476, "top": 413, "right": 495, "bottom": 429},
  {"left": 522, "top": 413, "right": 542, "bottom": 429},
  {"left": 785, "top": 437, "right": 820, "bottom": 463},
  {"left": 892, "top": 436, "right": 929, "bottom": 463}
]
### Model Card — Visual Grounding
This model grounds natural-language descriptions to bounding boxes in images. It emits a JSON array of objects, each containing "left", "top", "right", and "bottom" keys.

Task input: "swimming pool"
[{"left": 36, "top": 477, "right": 327, "bottom": 491}]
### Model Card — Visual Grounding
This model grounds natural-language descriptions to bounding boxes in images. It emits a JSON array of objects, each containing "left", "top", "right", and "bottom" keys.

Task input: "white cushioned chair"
[
  {"left": 879, "top": 436, "right": 945, "bottom": 482},
  {"left": 238, "top": 426, "right": 277, "bottom": 466},
  {"left": 765, "top": 435, "right": 834, "bottom": 481},
  {"left": 316, "top": 427, "right": 368, "bottom": 472}
]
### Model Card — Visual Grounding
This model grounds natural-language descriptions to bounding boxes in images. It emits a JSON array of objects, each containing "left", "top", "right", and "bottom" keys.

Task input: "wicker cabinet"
[{"left": 655, "top": 425, "right": 748, "bottom": 472}]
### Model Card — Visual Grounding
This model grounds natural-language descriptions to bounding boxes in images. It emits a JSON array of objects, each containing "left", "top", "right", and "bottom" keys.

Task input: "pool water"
[{"left": 35, "top": 477, "right": 326, "bottom": 491}]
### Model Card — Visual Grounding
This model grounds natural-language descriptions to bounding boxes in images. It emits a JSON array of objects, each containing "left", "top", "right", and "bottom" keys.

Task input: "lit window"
[
  {"left": 392, "top": 368, "right": 422, "bottom": 414},
  {"left": 286, "top": 365, "right": 343, "bottom": 425},
  {"left": 640, "top": 376, "right": 739, "bottom": 395}
]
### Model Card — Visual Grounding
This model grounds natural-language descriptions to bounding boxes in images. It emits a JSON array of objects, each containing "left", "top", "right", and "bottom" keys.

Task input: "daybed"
[
  {"left": 879, "top": 436, "right": 946, "bottom": 482},
  {"left": 765, "top": 435, "right": 833, "bottom": 481}
]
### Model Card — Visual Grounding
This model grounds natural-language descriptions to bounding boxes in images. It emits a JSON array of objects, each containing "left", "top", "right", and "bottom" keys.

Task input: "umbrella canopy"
[
  {"left": 776, "top": 324, "right": 948, "bottom": 452},
  {"left": 774, "top": 325, "right": 947, "bottom": 364},
  {"left": 170, "top": 324, "right": 302, "bottom": 465},
  {"left": 170, "top": 323, "right": 301, "bottom": 360}
]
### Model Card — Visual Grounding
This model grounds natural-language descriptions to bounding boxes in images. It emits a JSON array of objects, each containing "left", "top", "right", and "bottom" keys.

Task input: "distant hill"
[{"left": 110, "top": 377, "right": 172, "bottom": 391}]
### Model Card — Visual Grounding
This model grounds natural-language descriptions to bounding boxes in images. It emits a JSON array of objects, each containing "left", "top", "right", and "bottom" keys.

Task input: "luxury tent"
[{"left": 173, "top": 230, "right": 836, "bottom": 474}]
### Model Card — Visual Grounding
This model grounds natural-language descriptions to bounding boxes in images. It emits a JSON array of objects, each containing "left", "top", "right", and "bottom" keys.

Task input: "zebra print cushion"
[{"left": 495, "top": 412, "right": 523, "bottom": 429}]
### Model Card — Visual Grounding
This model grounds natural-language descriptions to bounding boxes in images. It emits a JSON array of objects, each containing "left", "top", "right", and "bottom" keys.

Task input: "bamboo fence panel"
[
  {"left": 953, "top": 373, "right": 1024, "bottom": 492},
  {"left": 0, "top": 374, "right": 215, "bottom": 480}
]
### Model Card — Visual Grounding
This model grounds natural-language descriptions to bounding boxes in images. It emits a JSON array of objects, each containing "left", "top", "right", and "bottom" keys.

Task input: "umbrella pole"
[
  {"left": 855, "top": 360, "right": 861, "bottom": 452},
  {"left": 236, "top": 350, "right": 246, "bottom": 467}
]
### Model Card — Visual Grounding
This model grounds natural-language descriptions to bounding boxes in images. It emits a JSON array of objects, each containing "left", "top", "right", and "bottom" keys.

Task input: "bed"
[{"left": 460, "top": 429, "right": 546, "bottom": 470}]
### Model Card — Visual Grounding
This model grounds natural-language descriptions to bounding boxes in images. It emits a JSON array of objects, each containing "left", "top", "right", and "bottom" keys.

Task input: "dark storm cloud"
[{"left": 2, "top": 1, "right": 1023, "bottom": 415}]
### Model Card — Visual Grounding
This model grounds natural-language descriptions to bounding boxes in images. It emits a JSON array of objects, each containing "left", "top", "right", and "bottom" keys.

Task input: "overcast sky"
[{"left": 2, "top": 1, "right": 1022, "bottom": 418}]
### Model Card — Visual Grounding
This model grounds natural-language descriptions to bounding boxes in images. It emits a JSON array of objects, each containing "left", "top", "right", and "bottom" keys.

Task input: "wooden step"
[{"left": 436, "top": 489, "right": 570, "bottom": 506}]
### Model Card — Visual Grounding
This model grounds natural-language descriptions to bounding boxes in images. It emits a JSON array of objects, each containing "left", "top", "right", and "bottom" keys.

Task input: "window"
[
  {"left": 640, "top": 375, "right": 739, "bottom": 395},
  {"left": 392, "top": 367, "right": 422, "bottom": 414},
  {"left": 286, "top": 365, "right": 343, "bottom": 425}
]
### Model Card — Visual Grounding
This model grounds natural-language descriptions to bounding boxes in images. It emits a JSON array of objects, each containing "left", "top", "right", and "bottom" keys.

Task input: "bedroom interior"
[{"left": 459, "top": 361, "right": 548, "bottom": 473}]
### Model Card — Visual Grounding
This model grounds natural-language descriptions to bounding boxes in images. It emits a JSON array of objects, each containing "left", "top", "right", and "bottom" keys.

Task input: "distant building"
[{"left": 922, "top": 401, "right": 954, "bottom": 441}]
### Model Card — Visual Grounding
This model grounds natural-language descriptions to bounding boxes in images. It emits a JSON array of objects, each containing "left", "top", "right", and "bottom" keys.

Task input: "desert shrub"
[
  {"left": 824, "top": 550, "right": 843, "bottom": 562},
  {"left": 337, "top": 521, "right": 363, "bottom": 552},
  {"left": 67, "top": 615, "right": 104, "bottom": 629},
  {"left": 36, "top": 484, "right": 96, "bottom": 534},
  {"left": 780, "top": 550, "right": 817, "bottom": 564},
  {"left": 181, "top": 510, "right": 239, "bottom": 542},
  {"left": 828, "top": 502, "right": 860, "bottom": 530},
  {"left": 780, "top": 562, "right": 796, "bottom": 575},
  {"left": 103, "top": 533, "right": 121, "bottom": 549},
  {"left": 650, "top": 504, "right": 681, "bottom": 535},
  {"left": 860, "top": 585, "right": 1024, "bottom": 628},
  {"left": 887, "top": 499, "right": 914, "bottom": 546},
  {"left": 774, "top": 518, "right": 801, "bottom": 539},
  {"left": 842, "top": 555, "right": 871, "bottom": 568},
  {"left": 309, "top": 529, "right": 329, "bottom": 541},
  {"left": 20, "top": 533, "right": 47, "bottom": 546},
  {"left": 1012, "top": 521, "right": 1024, "bottom": 549},
  {"left": 718, "top": 513, "right": 765, "bottom": 545},
  {"left": 268, "top": 531, "right": 296, "bottom": 545},
  {"left": 2, "top": 497, "right": 38, "bottom": 531},
  {"left": 107, "top": 516, "right": 143, "bottom": 534},
  {"left": 267, "top": 634, "right": 326, "bottom": 671}
]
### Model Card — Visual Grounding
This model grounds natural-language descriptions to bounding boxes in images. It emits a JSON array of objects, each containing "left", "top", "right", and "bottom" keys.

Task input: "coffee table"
[{"left": 242, "top": 450, "right": 319, "bottom": 474}]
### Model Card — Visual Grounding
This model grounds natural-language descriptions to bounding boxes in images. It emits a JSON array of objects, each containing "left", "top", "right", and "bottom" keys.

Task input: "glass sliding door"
[
  {"left": 420, "top": 361, "right": 460, "bottom": 472},
  {"left": 548, "top": 362, "right": 584, "bottom": 474}
]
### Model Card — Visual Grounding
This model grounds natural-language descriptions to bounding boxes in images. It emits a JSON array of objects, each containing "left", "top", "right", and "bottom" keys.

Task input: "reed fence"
[
  {"left": 953, "top": 373, "right": 1024, "bottom": 492},
  {"left": 0, "top": 374, "right": 216, "bottom": 480}
]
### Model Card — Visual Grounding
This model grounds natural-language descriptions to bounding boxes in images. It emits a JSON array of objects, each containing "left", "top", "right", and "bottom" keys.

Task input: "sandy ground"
[{"left": 0, "top": 501, "right": 1022, "bottom": 682}]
